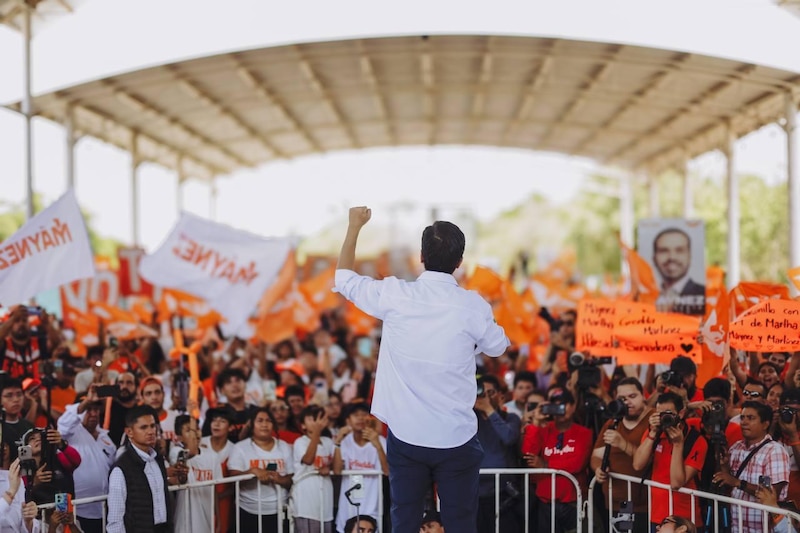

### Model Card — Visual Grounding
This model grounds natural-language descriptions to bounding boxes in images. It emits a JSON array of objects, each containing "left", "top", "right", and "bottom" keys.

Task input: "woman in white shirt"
[
  {"left": 227, "top": 406, "right": 294, "bottom": 533},
  {"left": 0, "top": 459, "right": 37, "bottom": 533}
]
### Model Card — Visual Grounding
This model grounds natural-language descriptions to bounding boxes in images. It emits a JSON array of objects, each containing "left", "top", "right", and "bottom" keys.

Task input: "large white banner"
[
  {"left": 0, "top": 189, "right": 95, "bottom": 305},
  {"left": 140, "top": 213, "right": 291, "bottom": 332}
]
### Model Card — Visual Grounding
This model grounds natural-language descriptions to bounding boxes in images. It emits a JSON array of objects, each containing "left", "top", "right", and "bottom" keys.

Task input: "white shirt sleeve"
[
  {"left": 475, "top": 301, "right": 510, "bottom": 357},
  {"left": 106, "top": 467, "right": 127, "bottom": 533},
  {"left": 56, "top": 403, "right": 82, "bottom": 439},
  {"left": 333, "top": 269, "right": 386, "bottom": 319}
]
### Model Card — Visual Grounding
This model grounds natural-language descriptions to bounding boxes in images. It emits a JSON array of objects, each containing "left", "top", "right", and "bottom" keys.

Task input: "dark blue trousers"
[{"left": 387, "top": 429, "right": 484, "bottom": 533}]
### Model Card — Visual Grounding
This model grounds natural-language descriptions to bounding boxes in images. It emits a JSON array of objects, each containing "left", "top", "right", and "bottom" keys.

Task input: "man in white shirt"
[
  {"left": 334, "top": 207, "right": 509, "bottom": 533},
  {"left": 57, "top": 387, "right": 117, "bottom": 533}
]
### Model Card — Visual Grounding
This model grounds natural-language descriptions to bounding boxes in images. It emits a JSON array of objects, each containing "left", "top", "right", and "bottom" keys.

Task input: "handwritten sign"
[
  {"left": 576, "top": 299, "right": 618, "bottom": 353},
  {"left": 729, "top": 299, "right": 800, "bottom": 352},
  {"left": 613, "top": 302, "right": 702, "bottom": 365}
]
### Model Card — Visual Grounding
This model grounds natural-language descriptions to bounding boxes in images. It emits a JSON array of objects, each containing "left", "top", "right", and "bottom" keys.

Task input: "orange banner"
[
  {"left": 613, "top": 302, "right": 702, "bottom": 365},
  {"left": 729, "top": 299, "right": 800, "bottom": 352},
  {"left": 730, "top": 282, "right": 789, "bottom": 319}
]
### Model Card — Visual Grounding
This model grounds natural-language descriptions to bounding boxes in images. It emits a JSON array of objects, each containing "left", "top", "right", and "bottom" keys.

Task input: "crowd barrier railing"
[
  {"left": 34, "top": 469, "right": 383, "bottom": 533},
  {"left": 589, "top": 471, "right": 800, "bottom": 533}
]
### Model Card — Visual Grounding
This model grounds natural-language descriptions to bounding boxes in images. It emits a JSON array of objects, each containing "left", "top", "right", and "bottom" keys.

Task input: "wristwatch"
[{"left": 739, "top": 479, "right": 747, "bottom": 491}]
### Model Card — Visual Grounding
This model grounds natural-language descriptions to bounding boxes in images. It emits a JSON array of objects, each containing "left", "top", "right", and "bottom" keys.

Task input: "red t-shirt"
[
  {"left": 521, "top": 422, "right": 593, "bottom": 503},
  {"left": 641, "top": 429, "right": 707, "bottom": 524}
]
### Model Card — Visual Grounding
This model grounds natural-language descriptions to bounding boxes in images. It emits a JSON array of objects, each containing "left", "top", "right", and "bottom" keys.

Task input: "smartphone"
[
  {"left": 266, "top": 462, "right": 278, "bottom": 472},
  {"left": 108, "top": 336, "right": 119, "bottom": 349},
  {"left": 18, "top": 445, "right": 34, "bottom": 461},
  {"left": 541, "top": 403, "right": 567, "bottom": 416},
  {"left": 26, "top": 306, "right": 41, "bottom": 316},
  {"left": 356, "top": 337, "right": 373, "bottom": 358},
  {"left": 759, "top": 475, "right": 772, "bottom": 487},
  {"left": 96, "top": 384, "right": 120, "bottom": 399},
  {"left": 54, "top": 493, "right": 72, "bottom": 513},
  {"left": 54, "top": 359, "right": 64, "bottom": 370}
]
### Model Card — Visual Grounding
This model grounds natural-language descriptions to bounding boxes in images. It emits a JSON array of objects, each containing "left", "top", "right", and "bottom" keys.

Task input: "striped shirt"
[{"left": 107, "top": 445, "right": 168, "bottom": 533}]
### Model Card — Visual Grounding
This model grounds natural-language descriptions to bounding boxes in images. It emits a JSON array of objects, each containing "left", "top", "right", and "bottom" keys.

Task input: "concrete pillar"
[
  {"left": 23, "top": 3, "right": 34, "bottom": 219},
  {"left": 724, "top": 127, "right": 740, "bottom": 289},
  {"left": 787, "top": 94, "right": 799, "bottom": 283},
  {"left": 131, "top": 133, "right": 141, "bottom": 246},
  {"left": 65, "top": 106, "right": 76, "bottom": 190}
]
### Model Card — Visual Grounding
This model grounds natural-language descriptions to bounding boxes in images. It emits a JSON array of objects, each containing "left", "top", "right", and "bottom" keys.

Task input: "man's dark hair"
[
  {"left": 670, "top": 355, "right": 697, "bottom": 376},
  {"left": 615, "top": 376, "right": 644, "bottom": 394},
  {"left": 656, "top": 391, "right": 684, "bottom": 412},
  {"left": 703, "top": 377, "right": 731, "bottom": 402},
  {"left": 782, "top": 388, "right": 800, "bottom": 406},
  {"left": 421, "top": 221, "right": 465, "bottom": 274},
  {"left": 284, "top": 385, "right": 306, "bottom": 400},
  {"left": 124, "top": 405, "right": 157, "bottom": 427},
  {"left": 249, "top": 405, "right": 277, "bottom": 427},
  {"left": 757, "top": 361, "right": 782, "bottom": 376},
  {"left": 175, "top": 414, "right": 197, "bottom": 436},
  {"left": 216, "top": 367, "right": 246, "bottom": 390},
  {"left": 653, "top": 227, "right": 691, "bottom": 253},
  {"left": 344, "top": 515, "right": 378, "bottom": 533},
  {"left": 343, "top": 400, "right": 370, "bottom": 419},
  {"left": 742, "top": 400, "right": 773, "bottom": 423},
  {"left": 0, "top": 376, "right": 23, "bottom": 395},
  {"left": 300, "top": 404, "right": 325, "bottom": 421},
  {"left": 513, "top": 371, "right": 538, "bottom": 389},
  {"left": 86, "top": 345, "right": 105, "bottom": 360},
  {"left": 744, "top": 377, "right": 767, "bottom": 395},
  {"left": 477, "top": 374, "right": 501, "bottom": 391}
]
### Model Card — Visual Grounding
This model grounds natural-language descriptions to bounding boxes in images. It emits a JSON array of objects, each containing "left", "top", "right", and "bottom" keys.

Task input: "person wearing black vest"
[{"left": 107, "top": 405, "right": 183, "bottom": 533}]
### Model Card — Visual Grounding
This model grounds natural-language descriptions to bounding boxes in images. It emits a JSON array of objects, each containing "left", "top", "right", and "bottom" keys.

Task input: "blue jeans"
[{"left": 386, "top": 430, "right": 484, "bottom": 533}]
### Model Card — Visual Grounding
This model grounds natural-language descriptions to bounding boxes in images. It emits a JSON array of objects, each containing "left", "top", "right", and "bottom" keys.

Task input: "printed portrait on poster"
[{"left": 637, "top": 219, "right": 706, "bottom": 316}]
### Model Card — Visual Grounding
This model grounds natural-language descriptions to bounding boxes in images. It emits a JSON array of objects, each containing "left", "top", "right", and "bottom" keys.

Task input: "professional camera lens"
[
  {"left": 606, "top": 398, "right": 629, "bottom": 419},
  {"left": 660, "top": 412, "right": 678, "bottom": 428},
  {"left": 780, "top": 406, "right": 798, "bottom": 424},
  {"left": 569, "top": 352, "right": 585, "bottom": 367}
]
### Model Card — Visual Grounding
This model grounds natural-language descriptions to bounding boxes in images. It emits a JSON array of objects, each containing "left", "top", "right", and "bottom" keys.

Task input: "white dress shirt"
[
  {"left": 106, "top": 445, "right": 168, "bottom": 533},
  {"left": 0, "top": 470, "right": 26, "bottom": 533},
  {"left": 56, "top": 403, "right": 116, "bottom": 519},
  {"left": 335, "top": 269, "right": 509, "bottom": 448}
]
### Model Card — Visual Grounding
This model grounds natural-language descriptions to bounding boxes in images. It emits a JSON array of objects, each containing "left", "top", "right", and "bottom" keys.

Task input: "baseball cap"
[{"left": 421, "top": 510, "right": 442, "bottom": 525}]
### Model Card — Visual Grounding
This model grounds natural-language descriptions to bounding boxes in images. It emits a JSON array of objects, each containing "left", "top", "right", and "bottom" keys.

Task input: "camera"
[
  {"left": 780, "top": 406, "right": 798, "bottom": 424},
  {"left": 541, "top": 403, "right": 567, "bottom": 416},
  {"left": 660, "top": 371, "right": 684, "bottom": 388},
  {"left": 606, "top": 398, "right": 628, "bottom": 420},
  {"left": 570, "top": 353, "right": 613, "bottom": 389},
  {"left": 476, "top": 383, "right": 485, "bottom": 397},
  {"left": 659, "top": 411, "right": 679, "bottom": 429},
  {"left": 95, "top": 384, "right": 120, "bottom": 399}
]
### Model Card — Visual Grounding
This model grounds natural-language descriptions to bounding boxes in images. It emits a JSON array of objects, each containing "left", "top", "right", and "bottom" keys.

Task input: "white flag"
[
  {"left": 0, "top": 190, "right": 95, "bottom": 305},
  {"left": 139, "top": 213, "right": 291, "bottom": 333}
]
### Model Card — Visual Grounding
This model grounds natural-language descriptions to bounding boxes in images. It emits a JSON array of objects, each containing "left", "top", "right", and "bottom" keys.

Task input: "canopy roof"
[
  {"left": 0, "top": 0, "right": 80, "bottom": 32},
  {"left": 8, "top": 34, "right": 800, "bottom": 181}
]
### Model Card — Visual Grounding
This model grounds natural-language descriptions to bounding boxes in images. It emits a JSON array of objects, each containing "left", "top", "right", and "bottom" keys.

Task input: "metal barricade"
[
  {"left": 475, "top": 467, "right": 584, "bottom": 533},
  {"left": 588, "top": 471, "right": 800, "bottom": 533}
]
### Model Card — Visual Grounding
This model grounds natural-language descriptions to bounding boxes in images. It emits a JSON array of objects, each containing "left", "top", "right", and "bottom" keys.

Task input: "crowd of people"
[{"left": 1, "top": 290, "right": 799, "bottom": 533}]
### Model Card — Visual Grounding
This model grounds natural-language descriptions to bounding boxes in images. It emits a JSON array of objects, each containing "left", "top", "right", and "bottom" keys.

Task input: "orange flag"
[
  {"left": 620, "top": 241, "right": 659, "bottom": 305},
  {"left": 299, "top": 264, "right": 342, "bottom": 312},
  {"left": 788, "top": 266, "right": 800, "bottom": 293},
  {"left": 257, "top": 252, "right": 297, "bottom": 315},
  {"left": 255, "top": 279, "right": 321, "bottom": 344},
  {"left": 464, "top": 266, "right": 504, "bottom": 302},
  {"left": 696, "top": 286, "right": 730, "bottom": 387},
  {"left": 345, "top": 300, "right": 377, "bottom": 336},
  {"left": 730, "top": 282, "right": 789, "bottom": 319}
]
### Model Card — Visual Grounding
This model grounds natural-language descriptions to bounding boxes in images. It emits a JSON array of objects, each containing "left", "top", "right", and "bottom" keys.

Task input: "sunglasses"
[
  {"left": 743, "top": 390, "right": 763, "bottom": 398},
  {"left": 526, "top": 402, "right": 540, "bottom": 411}
]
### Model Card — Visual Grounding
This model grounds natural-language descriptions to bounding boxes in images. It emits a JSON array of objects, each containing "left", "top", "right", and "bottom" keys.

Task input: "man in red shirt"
[
  {"left": 633, "top": 391, "right": 707, "bottom": 530},
  {"left": 521, "top": 388, "right": 592, "bottom": 533}
]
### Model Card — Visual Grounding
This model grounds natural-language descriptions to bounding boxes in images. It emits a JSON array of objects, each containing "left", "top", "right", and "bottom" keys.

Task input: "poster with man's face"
[{"left": 637, "top": 218, "right": 706, "bottom": 316}]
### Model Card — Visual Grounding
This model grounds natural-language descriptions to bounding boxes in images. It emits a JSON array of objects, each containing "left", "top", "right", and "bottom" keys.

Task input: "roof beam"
[
  {"left": 466, "top": 37, "right": 495, "bottom": 143},
  {"left": 357, "top": 40, "right": 394, "bottom": 145},
  {"left": 419, "top": 38, "right": 436, "bottom": 144},
  {"left": 105, "top": 82, "right": 254, "bottom": 170},
  {"left": 295, "top": 46, "right": 360, "bottom": 148},
  {"left": 537, "top": 44, "right": 622, "bottom": 149},
  {"left": 571, "top": 52, "right": 693, "bottom": 155},
  {"left": 231, "top": 56, "right": 323, "bottom": 153},
  {"left": 502, "top": 39, "right": 557, "bottom": 142},
  {"left": 605, "top": 63, "right": 757, "bottom": 164},
  {"left": 169, "top": 67, "right": 288, "bottom": 159}
]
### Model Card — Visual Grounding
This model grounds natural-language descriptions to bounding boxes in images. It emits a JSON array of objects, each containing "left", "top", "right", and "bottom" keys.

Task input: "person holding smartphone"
[{"left": 227, "top": 406, "right": 293, "bottom": 533}]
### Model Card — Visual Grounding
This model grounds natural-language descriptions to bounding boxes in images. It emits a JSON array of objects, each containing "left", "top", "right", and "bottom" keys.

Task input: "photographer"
[
  {"left": 474, "top": 374, "right": 521, "bottom": 533},
  {"left": 590, "top": 377, "right": 654, "bottom": 533},
  {"left": 775, "top": 388, "right": 800, "bottom": 506},
  {"left": 632, "top": 392, "right": 707, "bottom": 530},
  {"left": 521, "top": 388, "right": 592, "bottom": 533},
  {"left": 712, "top": 401, "right": 790, "bottom": 533},
  {"left": 648, "top": 357, "right": 703, "bottom": 409}
]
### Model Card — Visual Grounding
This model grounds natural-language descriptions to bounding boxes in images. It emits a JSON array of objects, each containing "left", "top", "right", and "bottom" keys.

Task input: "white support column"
[
  {"left": 619, "top": 171, "right": 635, "bottom": 248},
  {"left": 176, "top": 157, "right": 185, "bottom": 214},
  {"left": 787, "top": 94, "right": 799, "bottom": 282},
  {"left": 648, "top": 173, "right": 660, "bottom": 217},
  {"left": 65, "top": 106, "right": 76, "bottom": 190},
  {"left": 681, "top": 157, "right": 693, "bottom": 219},
  {"left": 131, "top": 133, "right": 141, "bottom": 246},
  {"left": 209, "top": 179, "right": 217, "bottom": 221},
  {"left": 22, "top": 3, "right": 34, "bottom": 219},
  {"left": 725, "top": 127, "right": 740, "bottom": 289}
]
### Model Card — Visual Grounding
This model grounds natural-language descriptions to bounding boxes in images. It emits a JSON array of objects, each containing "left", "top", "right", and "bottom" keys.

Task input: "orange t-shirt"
[
  {"left": 50, "top": 386, "right": 76, "bottom": 414},
  {"left": 641, "top": 429, "right": 707, "bottom": 525}
]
